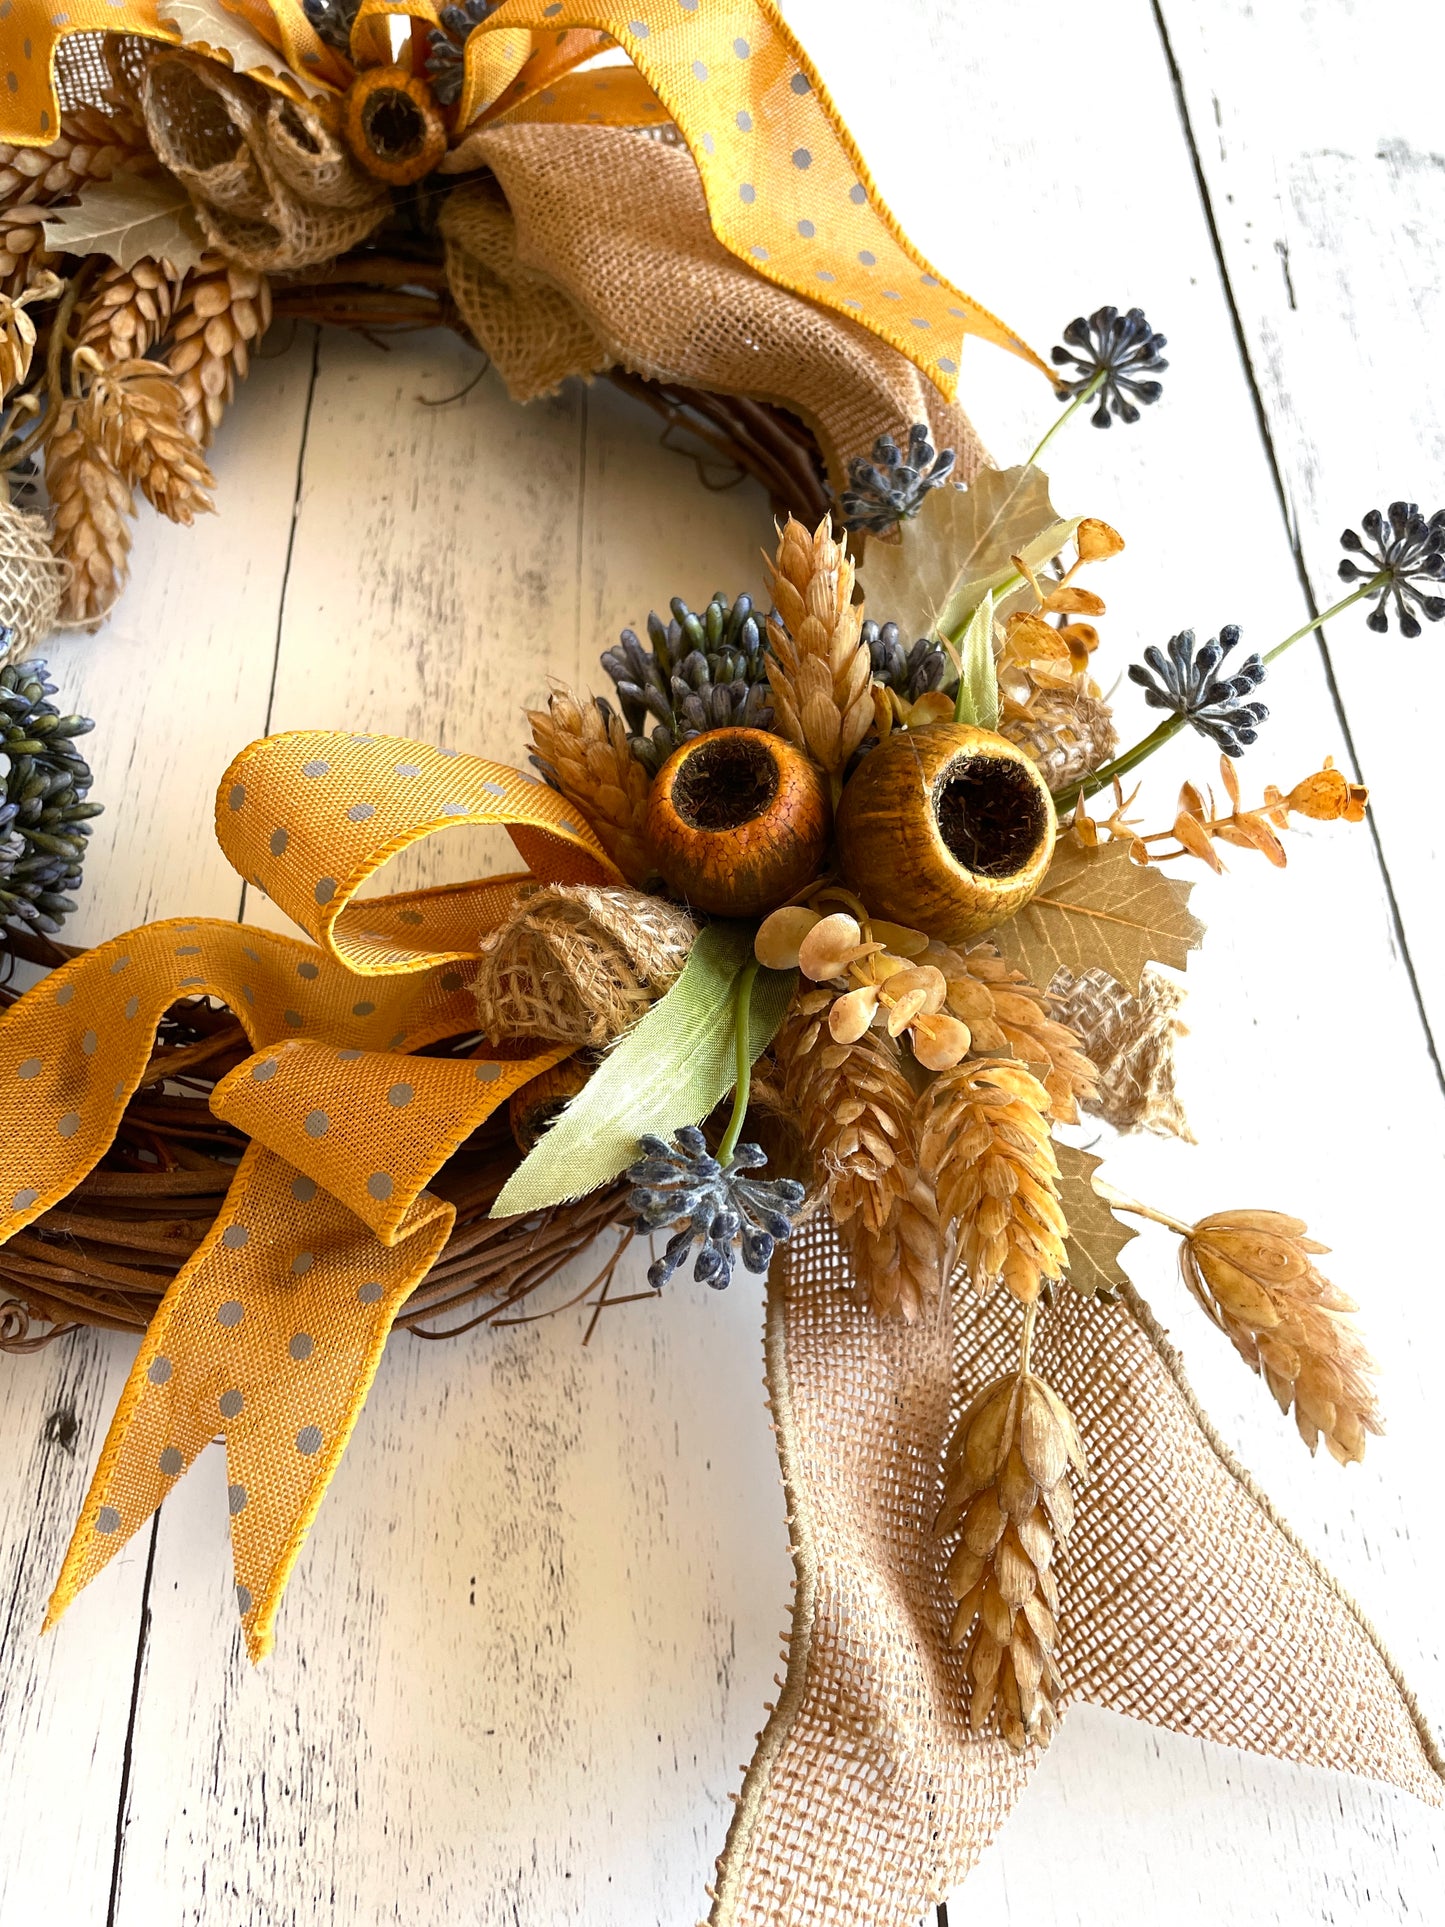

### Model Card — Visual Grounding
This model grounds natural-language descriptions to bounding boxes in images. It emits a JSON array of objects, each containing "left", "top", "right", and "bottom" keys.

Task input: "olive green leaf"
[{"left": 492, "top": 922, "right": 795, "bottom": 1217}]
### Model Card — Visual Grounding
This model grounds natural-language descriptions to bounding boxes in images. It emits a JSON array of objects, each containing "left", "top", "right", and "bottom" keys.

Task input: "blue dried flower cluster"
[
  {"left": 840, "top": 424, "right": 955, "bottom": 536},
  {"left": 1051, "top": 306, "right": 1168, "bottom": 427},
  {"left": 626, "top": 1127, "right": 806, "bottom": 1291},
  {"left": 1339, "top": 502, "right": 1445, "bottom": 638},
  {"left": 1127, "top": 625, "right": 1268, "bottom": 756}
]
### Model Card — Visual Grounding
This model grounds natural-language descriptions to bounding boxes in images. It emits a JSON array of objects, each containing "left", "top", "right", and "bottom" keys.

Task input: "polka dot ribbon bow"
[
  {"left": 3, "top": 0, "right": 1048, "bottom": 397},
  {"left": 0, "top": 729, "right": 617, "bottom": 1659}
]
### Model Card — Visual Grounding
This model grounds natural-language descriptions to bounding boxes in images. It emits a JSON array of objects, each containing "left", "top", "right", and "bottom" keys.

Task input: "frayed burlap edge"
[{"left": 708, "top": 1248, "right": 1444, "bottom": 1927}]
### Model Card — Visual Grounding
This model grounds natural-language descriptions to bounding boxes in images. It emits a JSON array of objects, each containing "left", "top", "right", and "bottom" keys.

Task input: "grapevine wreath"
[{"left": 0, "top": 5, "right": 1442, "bottom": 1925}]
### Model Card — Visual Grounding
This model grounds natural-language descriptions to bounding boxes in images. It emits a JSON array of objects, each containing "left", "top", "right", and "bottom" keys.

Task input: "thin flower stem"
[
  {"left": 1026, "top": 370, "right": 1104, "bottom": 468},
  {"left": 1092, "top": 1180, "right": 1192, "bottom": 1238},
  {"left": 1019, "top": 1301, "right": 1038, "bottom": 1374},
  {"left": 1262, "top": 575, "right": 1385, "bottom": 662},
  {"left": 1054, "top": 573, "right": 1393, "bottom": 815},
  {"left": 717, "top": 959, "right": 758, "bottom": 1165}
]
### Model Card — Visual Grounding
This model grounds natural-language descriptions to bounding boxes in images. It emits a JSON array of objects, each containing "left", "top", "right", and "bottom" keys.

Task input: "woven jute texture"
[
  {"left": 472, "top": 883, "right": 696, "bottom": 1047},
  {"left": 710, "top": 1217, "right": 1444, "bottom": 1925},
  {"left": 439, "top": 124, "right": 985, "bottom": 481},
  {"left": 0, "top": 500, "right": 66, "bottom": 656},
  {"left": 138, "top": 52, "right": 388, "bottom": 272}
]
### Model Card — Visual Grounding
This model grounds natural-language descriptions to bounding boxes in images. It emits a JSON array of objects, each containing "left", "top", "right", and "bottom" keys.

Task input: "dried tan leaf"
[
  {"left": 155, "top": 0, "right": 312, "bottom": 87},
  {"left": 857, "top": 462, "right": 1080, "bottom": 645},
  {"left": 991, "top": 840, "right": 1205, "bottom": 995},
  {"left": 1056, "top": 1144, "right": 1138, "bottom": 1299},
  {"left": 42, "top": 175, "right": 207, "bottom": 274}
]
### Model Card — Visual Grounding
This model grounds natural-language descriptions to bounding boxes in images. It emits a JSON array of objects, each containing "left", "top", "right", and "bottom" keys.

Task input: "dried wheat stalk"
[
  {"left": 526, "top": 689, "right": 654, "bottom": 887},
  {"left": 165, "top": 258, "right": 272, "bottom": 447},
  {"left": 0, "top": 104, "right": 151, "bottom": 207},
  {"left": 939, "top": 1333, "right": 1086, "bottom": 1751},
  {"left": 1181, "top": 1209, "right": 1382, "bottom": 1464},
  {"left": 777, "top": 1010, "right": 938, "bottom": 1320},
  {"left": 764, "top": 514, "right": 872, "bottom": 786},
  {"left": 918, "top": 1059, "right": 1068, "bottom": 1304},
  {"left": 932, "top": 940, "right": 1097, "bottom": 1124},
  {"left": 0, "top": 206, "right": 50, "bottom": 298},
  {"left": 46, "top": 396, "right": 133, "bottom": 624},
  {"left": 76, "top": 258, "right": 179, "bottom": 364},
  {"left": 77, "top": 356, "right": 214, "bottom": 524}
]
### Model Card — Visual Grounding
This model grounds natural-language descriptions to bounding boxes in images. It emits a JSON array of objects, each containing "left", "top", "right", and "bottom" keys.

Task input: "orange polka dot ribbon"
[
  {"left": 3, "top": 0, "right": 1048, "bottom": 395},
  {"left": 0, "top": 729, "right": 617, "bottom": 1659}
]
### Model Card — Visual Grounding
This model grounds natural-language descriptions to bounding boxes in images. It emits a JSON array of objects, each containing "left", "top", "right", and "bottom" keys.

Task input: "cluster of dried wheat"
[
  {"left": 527, "top": 689, "right": 653, "bottom": 887},
  {"left": 764, "top": 515, "right": 873, "bottom": 792}
]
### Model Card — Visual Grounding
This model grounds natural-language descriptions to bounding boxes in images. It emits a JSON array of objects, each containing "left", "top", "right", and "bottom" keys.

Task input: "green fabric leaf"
[
  {"left": 952, "top": 589, "right": 998, "bottom": 729},
  {"left": 491, "top": 923, "right": 795, "bottom": 1217}
]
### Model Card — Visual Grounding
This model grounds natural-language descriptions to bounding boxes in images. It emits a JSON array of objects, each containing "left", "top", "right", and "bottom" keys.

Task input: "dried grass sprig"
[
  {"left": 940, "top": 1311, "right": 1086, "bottom": 1751},
  {"left": 764, "top": 513, "right": 872, "bottom": 788},
  {"left": 526, "top": 688, "right": 655, "bottom": 887},
  {"left": 918, "top": 1059, "right": 1068, "bottom": 1303},
  {"left": 1074, "top": 755, "right": 1368, "bottom": 871},
  {"left": 777, "top": 1010, "right": 939, "bottom": 1320}
]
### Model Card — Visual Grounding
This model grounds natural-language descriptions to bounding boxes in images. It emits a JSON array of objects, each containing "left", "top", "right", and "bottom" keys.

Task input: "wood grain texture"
[
  {"left": 0, "top": 3, "right": 1441, "bottom": 1922},
  {"left": 1154, "top": 0, "right": 1445, "bottom": 1045},
  {"left": 0, "top": 338, "right": 316, "bottom": 1923}
]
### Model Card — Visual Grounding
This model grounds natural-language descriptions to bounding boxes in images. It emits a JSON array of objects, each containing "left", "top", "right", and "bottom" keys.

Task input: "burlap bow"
[
  {"left": 7, "top": 0, "right": 1047, "bottom": 411},
  {"left": 0, "top": 728, "right": 617, "bottom": 1657},
  {"left": 707, "top": 1223, "right": 1444, "bottom": 1924}
]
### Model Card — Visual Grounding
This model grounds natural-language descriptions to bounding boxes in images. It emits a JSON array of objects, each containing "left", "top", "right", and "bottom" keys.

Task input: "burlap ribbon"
[
  {"left": 708, "top": 1221, "right": 1444, "bottom": 1924},
  {"left": 7, "top": 0, "right": 1048, "bottom": 404},
  {"left": 0, "top": 728, "right": 618, "bottom": 1657}
]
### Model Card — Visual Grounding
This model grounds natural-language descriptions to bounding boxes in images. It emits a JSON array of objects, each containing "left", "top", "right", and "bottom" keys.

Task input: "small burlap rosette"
[
  {"left": 709, "top": 1220, "right": 1444, "bottom": 1925},
  {"left": 472, "top": 882, "right": 695, "bottom": 1046},
  {"left": 439, "top": 123, "right": 985, "bottom": 481},
  {"left": 138, "top": 51, "right": 389, "bottom": 272}
]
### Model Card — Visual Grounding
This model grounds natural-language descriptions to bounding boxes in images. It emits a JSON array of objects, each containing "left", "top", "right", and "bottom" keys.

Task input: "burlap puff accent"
[
  {"left": 708, "top": 1219, "right": 1443, "bottom": 1925},
  {"left": 138, "top": 52, "right": 389, "bottom": 272},
  {"left": 0, "top": 501, "right": 66, "bottom": 656},
  {"left": 472, "top": 883, "right": 695, "bottom": 1047},
  {"left": 1049, "top": 963, "right": 1193, "bottom": 1140},
  {"left": 439, "top": 125, "right": 985, "bottom": 482}
]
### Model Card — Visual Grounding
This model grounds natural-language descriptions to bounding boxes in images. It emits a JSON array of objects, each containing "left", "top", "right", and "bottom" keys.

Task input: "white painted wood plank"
[
  {"left": 0, "top": 339, "right": 315, "bottom": 1922},
  {"left": 1153, "top": 0, "right": 1445, "bottom": 1043},
  {"left": 787, "top": 0, "right": 1445, "bottom": 1914},
  {"left": 114, "top": 330, "right": 792, "bottom": 1927},
  {"left": 1, "top": 5, "right": 1439, "bottom": 1923}
]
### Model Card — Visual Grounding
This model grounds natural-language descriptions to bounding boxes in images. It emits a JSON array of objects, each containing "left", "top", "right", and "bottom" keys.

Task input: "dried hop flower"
[
  {"left": 1128, "top": 625, "right": 1268, "bottom": 756},
  {"left": 600, "top": 593, "right": 772, "bottom": 776},
  {"left": 1051, "top": 305, "right": 1168, "bottom": 427},
  {"left": 626, "top": 1127, "right": 806, "bottom": 1290},
  {"left": 1338, "top": 501, "right": 1445, "bottom": 638},
  {"left": 425, "top": 0, "right": 494, "bottom": 105},
  {"left": 840, "top": 423, "right": 955, "bottom": 536}
]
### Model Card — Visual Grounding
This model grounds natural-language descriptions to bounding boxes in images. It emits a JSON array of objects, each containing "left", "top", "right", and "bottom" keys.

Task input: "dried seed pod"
[
  {"left": 342, "top": 66, "right": 448, "bottom": 185},
  {"left": 939, "top": 1363, "right": 1086, "bottom": 1751},
  {"left": 508, "top": 1053, "right": 595, "bottom": 1153},
  {"left": 836, "top": 722, "right": 1056, "bottom": 943},
  {"left": 645, "top": 728, "right": 830, "bottom": 917}
]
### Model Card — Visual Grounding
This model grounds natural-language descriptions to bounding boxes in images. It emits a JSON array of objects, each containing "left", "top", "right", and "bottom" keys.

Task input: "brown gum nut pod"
[
  {"left": 342, "top": 67, "right": 448, "bottom": 186},
  {"left": 508, "top": 1054, "right": 596, "bottom": 1154},
  {"left": 835, "top": 722, "right": 1057, "bottom": 943},
  {"left": 645, "top": 728, "right": 831, "bottom": 918}
]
